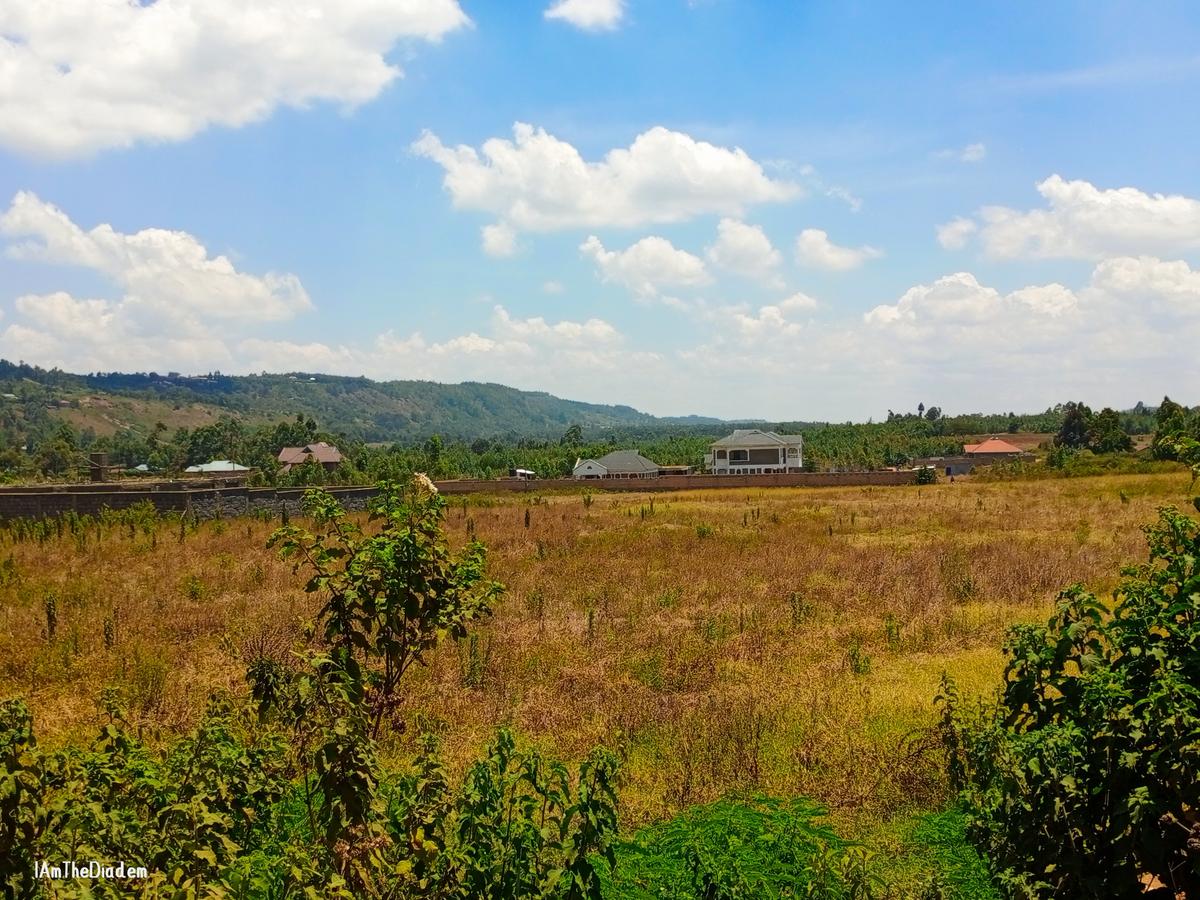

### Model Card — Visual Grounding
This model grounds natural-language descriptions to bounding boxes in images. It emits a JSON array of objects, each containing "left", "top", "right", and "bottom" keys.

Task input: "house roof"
[
  {"left": 277, "top": 442, "right": 343, "bottom": 465},
  {"left": 576, "top": 449, "right": 661, "bottom": 474},
  {"left": 964, "top": 438, "right": 1023, "bottom": 455},
  {"left": 185, "top": 460, "right": 250, "bottom": 473},
  {"left": 710, "top": 429, "right": 804, "bottom": 449}
]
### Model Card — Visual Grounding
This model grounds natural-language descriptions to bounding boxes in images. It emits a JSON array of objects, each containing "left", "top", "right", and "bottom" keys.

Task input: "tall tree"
[{"left": 1055, "top": 401, "right": 1093, "bottom": 449}]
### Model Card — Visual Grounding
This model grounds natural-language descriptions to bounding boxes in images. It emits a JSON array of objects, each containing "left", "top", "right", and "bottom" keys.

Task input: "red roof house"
[
  {"left": 277, "top": 442, "right": 344, "bottom": 472},
  {"left": 963, "top": 438, "right": 1024, "bottom": 456}
]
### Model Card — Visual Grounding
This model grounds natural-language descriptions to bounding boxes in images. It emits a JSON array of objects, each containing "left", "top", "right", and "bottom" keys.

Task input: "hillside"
[{"left": 0, "top": 360, "right": 721, "bottom": 443}]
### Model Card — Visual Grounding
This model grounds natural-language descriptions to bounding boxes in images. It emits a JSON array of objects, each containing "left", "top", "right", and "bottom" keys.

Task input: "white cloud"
[
  {"left": 581, "top": 234, "right": 711, "bottom": 297},
  {"left": 864, "top": 272, "right": 1078, "bottom": 328},
  {"left": 795, "top": 228, "right": 881, "bottom": 271},
  {"left": 779, "top": 291, "right": 818, "bottom": 312},
  {"left": 542, "top": 280, "right": 565, "bottom": 294},
  {"left": 729, "top": 294, "right": 818, "bottom": 340},
  {"left": 544, "top": 0, "right": 625, "bottom": 31},
  {"left": 412, "top": 122, "right": 799, "bottom": 239},
  {"left": 705, "top": 218, "right": 783, "bottom": 286},
  {"left": 1090, "top": 255, "right": 1200, "bottom": 315},
  {"left": 481, "top": 222, "right": 518, "bottom": 258},
  {"left": 936, "top": 217, "right": 978, "bottom": 250},
  {"left": 0, "top": 193, "right": 311, "bottom": 371},
  {"left": 976, "top": 175, "right": 1200, "bottom": 260},
  {"left": 0, "top": 0, "right": 470, "bottom": 158},
  {"left": 1, "top": 192, "right": 312, "bottom": 322}
]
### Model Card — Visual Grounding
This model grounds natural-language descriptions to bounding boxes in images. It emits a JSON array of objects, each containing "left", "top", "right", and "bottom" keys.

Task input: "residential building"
[
  {"left": 184, "top": 460, "right": 251, "bottom": 474},
  {"left": 707, "top": 429, "right": 804, "bottom": 474},
  {"left": 572, "top": 450, "right": 662, "bottom": 479},
  {"left": 914, "top": 439, "right": 1027, "bottom": 477},
  {"left": 277, "top": 441, "right": 344, "bottom": 473},
  {"left": 963, "top": 437, "right": 1024, "bottom": 458}
]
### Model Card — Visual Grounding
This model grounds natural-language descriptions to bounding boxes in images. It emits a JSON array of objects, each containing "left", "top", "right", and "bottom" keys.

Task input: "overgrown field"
[
  {"left": 0, "top": 473, "right": 1192, "bottom": 889},
  {"left": 3, "top": 475, "right": 1186, "bottom": 808}
]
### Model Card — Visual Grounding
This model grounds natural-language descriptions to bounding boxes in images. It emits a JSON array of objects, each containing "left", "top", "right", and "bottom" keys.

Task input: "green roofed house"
[
  {"left": 707, "top": 429, "right": 804, "bottom": 475},
  {"left": 572, "top": 450, "right": 662, "bottom": 479}
]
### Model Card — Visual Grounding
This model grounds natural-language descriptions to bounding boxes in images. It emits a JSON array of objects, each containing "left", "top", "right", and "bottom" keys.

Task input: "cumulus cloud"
[
  {"left": 936, "top": 217, "right": 978, "bottom": 250},
  {"left": 795, "top": 228, "right": 881, "bottom": 271},
  {"left": 412, "top": 123, "right": 799, "bottom": 239},
  {"left": 705, "top": 218, "right": 784, "bottom": 286},
  {"left": 544, "top": 0, "right": 625, "bottom": 31},
  {"left": 976, "top": 175, "right": 1200, "bottom": 260},
  {"left": 0, "top": 0, "right": 470, "bottom": 158},
  {"left": 864, "top": 272, "right": 1078, "bottom": 328},
  {"left": 0, "top": 192, "right": 311, "bottom": 371},
  {"left": 728, "top": 292, "right": 818, "bottom": 340},
  {"left": 581, "top": 234, "right": 711, "bottom": 297},
  {"left": 1, "top": 192, "right": 312, "bottom": 322},
  {"left": 1090, "top": 255, "right": 1200, "bottom": 315}
]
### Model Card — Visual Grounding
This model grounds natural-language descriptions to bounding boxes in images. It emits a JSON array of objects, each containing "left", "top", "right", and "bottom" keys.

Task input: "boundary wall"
[{"left": 0, "top": 470, "right": 916, "bottom": 520}]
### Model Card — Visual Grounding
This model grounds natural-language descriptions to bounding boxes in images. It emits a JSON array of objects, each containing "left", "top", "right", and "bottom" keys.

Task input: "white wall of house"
[{"left": 572, "top": 460, "right": 608, "bottom": 479}]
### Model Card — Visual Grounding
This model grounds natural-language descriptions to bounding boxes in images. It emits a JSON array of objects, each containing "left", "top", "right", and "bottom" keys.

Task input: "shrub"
[{"left": 939, "top": 504, "right": 1200, "bottom": 897}]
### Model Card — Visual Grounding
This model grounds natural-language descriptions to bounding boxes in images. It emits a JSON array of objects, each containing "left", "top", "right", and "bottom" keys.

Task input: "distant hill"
[{"left": 0, "top": 360, "right": 724, "bottom": 442}]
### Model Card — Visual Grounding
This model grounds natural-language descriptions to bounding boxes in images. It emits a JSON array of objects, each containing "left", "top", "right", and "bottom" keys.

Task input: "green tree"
[
  {"left": 1054, "top": 401, "right": 1093, "bottom": 449},
  {"left": 1087, "top": 407, "right": 1133, "bottom": 453},
  {"left": 269, "top": 477, "right": 503, "bottom": 739},
  {"left": 560, "top": 423, "right": 584, "bottom": 447}
]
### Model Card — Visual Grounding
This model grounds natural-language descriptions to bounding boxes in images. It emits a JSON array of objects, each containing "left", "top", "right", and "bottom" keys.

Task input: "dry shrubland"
[{"left": 0, "top": 473, "right": 1190, "bottom": 830}]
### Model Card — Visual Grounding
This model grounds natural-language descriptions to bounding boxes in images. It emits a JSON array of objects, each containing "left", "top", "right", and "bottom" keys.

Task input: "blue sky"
[{"left": 1, "top": 0, "right": 1198, "bottom": 420}]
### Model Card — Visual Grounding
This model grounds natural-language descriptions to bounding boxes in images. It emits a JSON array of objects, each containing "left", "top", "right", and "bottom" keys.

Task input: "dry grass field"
[{"left": 0, "top": 472, "right": 1192, "bottom": 837}]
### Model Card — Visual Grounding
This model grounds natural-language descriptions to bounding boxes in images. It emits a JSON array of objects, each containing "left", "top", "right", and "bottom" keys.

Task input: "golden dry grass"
[{"left": 0, "top": 473, "right": 1191, "bottom": 829}]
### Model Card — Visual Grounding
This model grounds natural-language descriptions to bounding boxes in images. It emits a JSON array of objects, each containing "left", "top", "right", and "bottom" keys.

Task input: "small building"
[
  {"left": 963, "top": 437, "right": 1024, "bottom": 459},
  {"left": 277, "top": 442, "right": 343, "bottom": 473},
  {"left": 184, "top": 460, "right": 251, "bottom": 474},
  {"left": 509, "top": 468, "right": 536, "bottom": 480},
  {"left": 573, "top": 450, "right": 662, "bottom": 479},
  {"left": 912, "top": 455, "right": 976, "bottom": 477},
  {"left": 707, "top": 429, "right": 804, "bottom": 474}
]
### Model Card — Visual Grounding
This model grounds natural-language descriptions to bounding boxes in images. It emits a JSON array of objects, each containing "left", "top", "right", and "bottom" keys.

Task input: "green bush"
[{"left": 939, "top": 504, "right": 1200, "bottom": 897}]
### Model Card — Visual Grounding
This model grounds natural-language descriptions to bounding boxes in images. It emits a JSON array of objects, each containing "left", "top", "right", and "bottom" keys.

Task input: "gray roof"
[
  {"left": 591, "top": 449, "right": 661, "bottom": 474},
  {"left": 710, "top": 429, "right": 804, "bottom": 449}
]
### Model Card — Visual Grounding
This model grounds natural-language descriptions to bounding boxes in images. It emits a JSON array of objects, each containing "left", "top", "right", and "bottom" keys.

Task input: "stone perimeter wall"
[{"left": 0, "top": 470, "right": 916, "bottom": 521}]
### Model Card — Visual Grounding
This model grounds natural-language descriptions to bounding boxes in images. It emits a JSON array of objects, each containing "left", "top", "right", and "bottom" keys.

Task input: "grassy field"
[{"left": 0, "top": 472, "right": 1192, "bottom": 888}]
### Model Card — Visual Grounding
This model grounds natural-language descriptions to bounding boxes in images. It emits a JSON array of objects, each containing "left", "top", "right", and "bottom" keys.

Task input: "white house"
[
  {"left": 572, "top": 450, "right": 661, "bottom": 479},
  {"left": 707, "top": 429, "right": 804, "bottom": 475}
]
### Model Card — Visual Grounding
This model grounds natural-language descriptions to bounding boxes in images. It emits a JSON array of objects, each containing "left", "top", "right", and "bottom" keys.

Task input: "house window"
[
  {"left": 730, "top": 450, "right": 749, "bottom": 462},
  {"left": 786, "top": 447, "right": 799, "bottom": 457},
  {"left": 716, "top": 450, "right": 726, "bottom": 460}
]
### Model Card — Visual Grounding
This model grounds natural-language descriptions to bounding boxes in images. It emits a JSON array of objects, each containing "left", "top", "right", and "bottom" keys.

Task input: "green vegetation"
[
  {"left": 0, "top": 358, "right": 1178, "bottom": 482},
  {"left": 940, "top": 503, "right": 1200, "bottom": 897}
]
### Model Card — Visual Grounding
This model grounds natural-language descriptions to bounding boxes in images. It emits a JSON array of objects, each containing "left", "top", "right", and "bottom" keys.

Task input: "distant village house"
[
  {"left": 572, "top": 450, "right": 663, "bottom": 479},
  {"left": 914, "top": 437, "right": 1027, "bottom": 477},
  {"left": 184, "top": 460, "right": 251, "bottom": 474},
  {"left": 707, "top": 430, "right": 804, "bottom": 475},
  {"left": 277, "top": 442, "right": 343, "bottom": 473}
]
